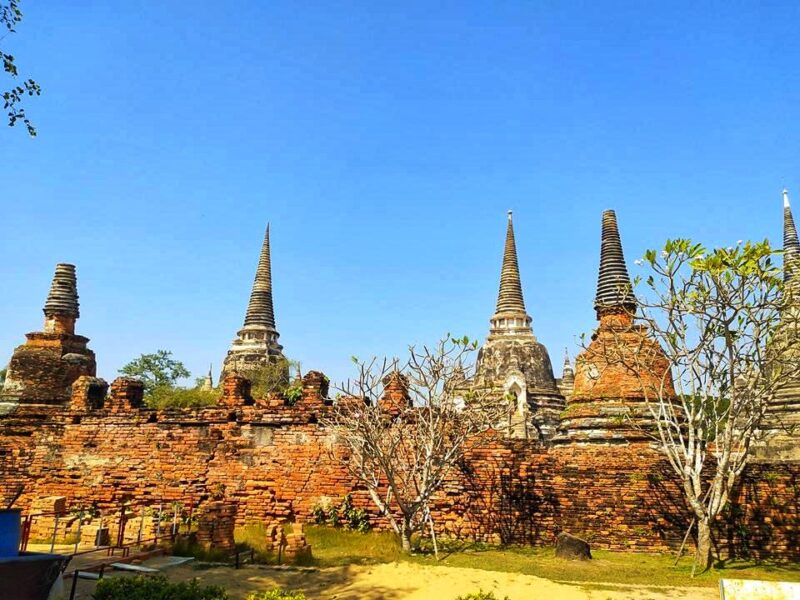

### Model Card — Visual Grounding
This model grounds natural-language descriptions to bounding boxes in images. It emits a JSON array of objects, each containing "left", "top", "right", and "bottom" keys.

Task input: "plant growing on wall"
[
  {"left": 284, "top": 379, "right": 303, "bottom": 406},
  {"left": 600, "top": 239, "right": 797, "bottom": 573},
  {"left": 249, "top": 357, "right": 301, "bottom": 398},
  {"left": 119, "top": 350, "right": 191, "bottom": 397},
  {"left": 147, "top": 387, "right": 219, "bottom": 409},
  {"left": 322, "top": 334, "right": 500, "bottom": 554}
]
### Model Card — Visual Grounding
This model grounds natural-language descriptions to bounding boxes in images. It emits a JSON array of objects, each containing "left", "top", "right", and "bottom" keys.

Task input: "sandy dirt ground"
[{"left": 70, "top": 561, "right": 717, "bottom": 600}]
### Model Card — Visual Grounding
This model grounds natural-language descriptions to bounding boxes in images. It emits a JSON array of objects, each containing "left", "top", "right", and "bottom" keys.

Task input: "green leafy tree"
[
  {"left": 2, "top": 1, "right": 40, "bottom": 136},
  {"left": 0, "top": 366, "right": 6, "bottom": 386},
  {"left": 119, "top": 350, "right": 190, "bottom": 396},
  {"left": 601, "top": 239, "right": 797, "bottom": 573}
]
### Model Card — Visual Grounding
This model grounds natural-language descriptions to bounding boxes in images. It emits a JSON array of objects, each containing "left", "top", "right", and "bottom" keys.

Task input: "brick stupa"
[
  {"left": 221, "top": 224, "right": 285, "bottom": 379},
  {"left": 2, "top": 264, "right": 97, "bottom": 405},
  {"left": 473, "top": 211, "right": 564, "bottom": 440},
  {"left": 556, "top": 210, "right": 673, "bottom": 444},
  {"left": 760, "top": 190, "right": 800, "bottom": 459}
]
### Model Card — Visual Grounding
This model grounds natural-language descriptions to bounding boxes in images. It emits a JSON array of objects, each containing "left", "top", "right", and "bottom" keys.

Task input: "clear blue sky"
[{"left": 1, "top": 2, "right": 799, "bottom": 387}]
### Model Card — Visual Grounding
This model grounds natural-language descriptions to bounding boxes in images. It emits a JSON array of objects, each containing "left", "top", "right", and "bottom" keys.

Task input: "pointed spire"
[
  {"left": 562, "top": 348, "right": 575, "bottom": 384},
  {"left": 784, "top": 190, "right": 800, "bottom": 287},
  {"left": 43, "top": 263, "right": 80, "bottom": 319},
  {"left": 594, "top": 209, "right": 636, "bottom": 315},
  {"left": 243, "top": 224, "right": 276, "bottom": 330},
  {"left": 563, "top": 348, "right": 573, "bottom": 373},
  {"left": 495, "top": 210, "right": 527, "bottom": 314},
  {"left": 201, "top": 364, "right": 213, "bottom": 391}
]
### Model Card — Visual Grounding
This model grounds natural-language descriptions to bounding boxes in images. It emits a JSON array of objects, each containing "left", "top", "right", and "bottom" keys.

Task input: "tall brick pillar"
[
  {"left": 2, "top": 264, "right": 96, "bottom": 405},
  {"left": 221, "top": 373, "right": 253, "bottom": 407},
  {"left": 381, "top": 371, "right": 411, "bottom": 415},
  {"left": 107, "top": 377, "right": 145, "bottom": 412}
]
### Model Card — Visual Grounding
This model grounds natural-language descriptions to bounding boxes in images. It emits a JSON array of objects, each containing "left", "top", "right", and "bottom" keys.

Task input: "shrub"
[
  {"left": 93, "top": 575, "right": 227, "bottom": 600},
  {"left": 250, "top": 358, "right": 292, "bottom": 398},
  {"left": 284, "top": 380, "right": 303, "bottom": 406},
  {"left": 454, "top": 591, "right": 509, "bottom": 600},
  {"left": 311, "top": 494, "right": 370, "bottom": 532},
  {"left": 147, "top": 387, "right": 220, "bottom": 409},
  {"left": 246, "top": 590, "right": 307, "bottom": 600}
]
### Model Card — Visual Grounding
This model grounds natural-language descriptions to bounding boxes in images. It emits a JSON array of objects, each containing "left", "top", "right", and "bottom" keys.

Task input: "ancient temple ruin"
[
  {"left": 221, "top": 224, "right": 285, "bottom": 379},
  {"left": 556, "top": 209, "right": 673, "bottom": 444},
  {"left": 1, "top": 264, "right": 96, "bottom": 405},
  {"left": 0, "top": 205, "right": 798, "bottom": 562},
  {"left": 472, "top": 211, "right": 565, "bottom": 440}
]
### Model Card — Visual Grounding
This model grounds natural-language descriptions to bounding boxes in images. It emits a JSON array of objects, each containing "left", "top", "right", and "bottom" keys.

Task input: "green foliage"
[
  {"left": 249, "top": 358, "right": 294, "bottom": 398},
  {"left": 635, "top": 238, "right": 784, "bottom": 440},
  {"left": 304, "top": 525, "right": 403, "bottom": 566},
  {"left": 93, "top": 575, "right": 227, "bottom": 600},
  {"left": 147, "top": 387, "right": 219, "bottom": 409},
  {"left": 119, "top": 350, "right": 191, "bottom": 396},
  {"left": 1, "top": 1, "right": 39, "bottom": 136},
  {"left": 635, "top": 238, "right": 787, "bottom": 572},
  {"left": 0, "top": 366, "right": 6, "bottom": 385},
  {"left": 284, "top": 379, "right": 303, "bottom": 406},
  {"left": 246, "top": 591, "right": 306, "bottom": 600},
  {"left": 454, "top": 591, "right": 509, "bottom": 600},
  {"left": 312, "top": 494, "right": 370, "bottom": 532},
  {"left": 234, "top": 523, "right": 276, "bottom": 563}
]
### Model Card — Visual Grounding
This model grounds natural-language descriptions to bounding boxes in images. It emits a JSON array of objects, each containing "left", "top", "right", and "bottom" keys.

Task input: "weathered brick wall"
[{"left": 1, "top": 393, "right": 797, "bottom": 560}]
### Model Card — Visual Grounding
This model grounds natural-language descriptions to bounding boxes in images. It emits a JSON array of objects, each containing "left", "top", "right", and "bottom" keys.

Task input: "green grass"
[
  {"left": 27, "top": 533, "right": 80, "bottom": 545},
  {"left": 234, "top": 523, "right": 403, "bottom": 567},
  {"left": 171, "top": 536, "right": 232, "bottom": 563},
  {"left": 303, "top": 525, "right": 404, "bottom": 566},
  {"left": 295, "top": 526, "right": 800, "bottom": 589},
  {"left": 407, "top": 545, "right": 800, "bottom": 589}
]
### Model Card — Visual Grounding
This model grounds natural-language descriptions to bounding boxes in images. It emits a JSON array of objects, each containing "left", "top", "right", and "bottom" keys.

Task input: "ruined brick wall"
[{"left": 1, "top": 396, "right": 797, "bottom": 560}]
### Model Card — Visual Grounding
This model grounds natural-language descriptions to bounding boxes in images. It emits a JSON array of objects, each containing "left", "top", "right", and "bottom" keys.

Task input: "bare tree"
[
  {"left": 602, "top": 239, "right": 796, "bottom": 573},
  {"left": 321, "top": 335, "right": 500, "bottom": 553}
]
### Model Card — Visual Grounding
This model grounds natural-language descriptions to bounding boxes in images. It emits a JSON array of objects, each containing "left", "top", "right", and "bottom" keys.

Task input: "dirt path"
[{"left": 142, "top": 562, "right": 716, "bottom": 600}]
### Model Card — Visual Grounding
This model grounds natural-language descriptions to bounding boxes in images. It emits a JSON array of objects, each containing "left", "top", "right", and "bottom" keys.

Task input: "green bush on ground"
[
  {"left": 93, "top": 575, "right": 227, "bottom": 600},
  {"left": 454, "top": 591, "right": 509, "bottom": 600},
  {"left": 246, "top": 590, "right": 307, "bottom": 600},
  {"left": 311, "top": 494, "right": 370, "bottom": 532}
]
